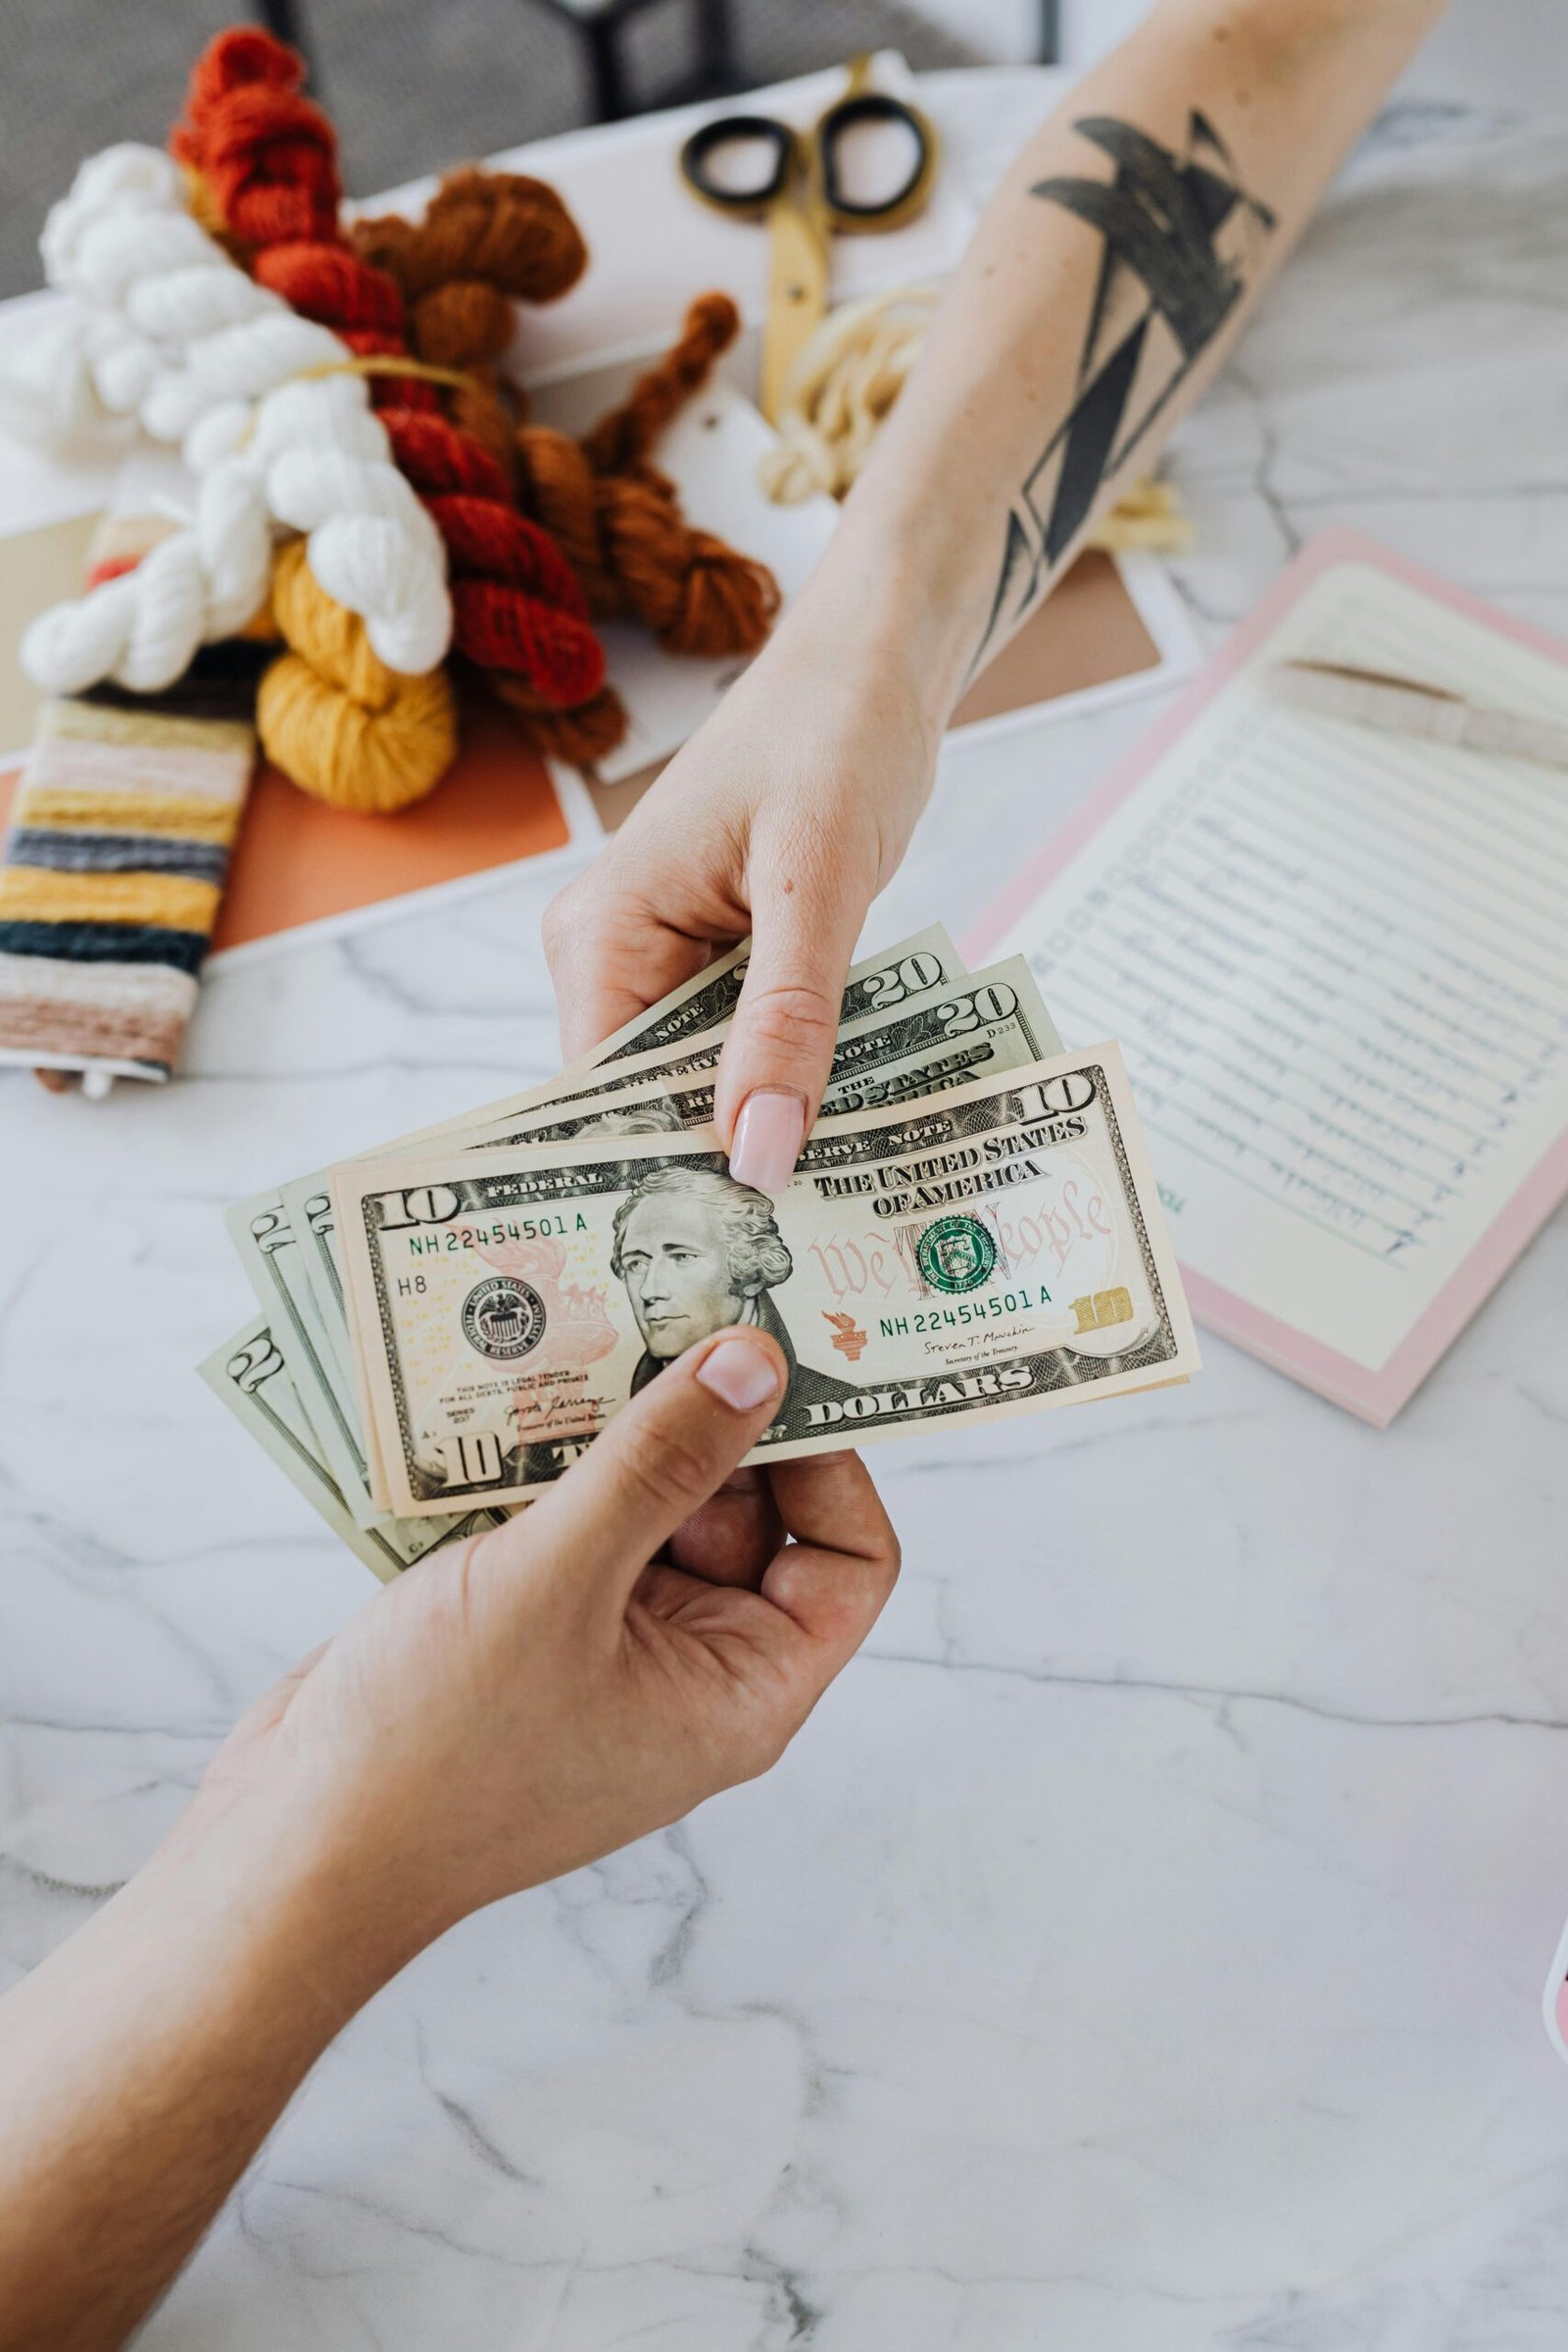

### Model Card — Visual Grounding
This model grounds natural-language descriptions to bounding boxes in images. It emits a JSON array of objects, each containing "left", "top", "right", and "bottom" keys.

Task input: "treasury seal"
[
  {"left": 915, "top": 1212, "right": 998, "bottom": 1296},
  {"left": 462, "top": 1275, "right": 547, "bottom": 1360}
]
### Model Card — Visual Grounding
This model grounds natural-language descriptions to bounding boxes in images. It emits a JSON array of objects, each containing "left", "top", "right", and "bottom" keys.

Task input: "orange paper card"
[{"left": 0, "top": 694, "right": 570, "bottom": 962}]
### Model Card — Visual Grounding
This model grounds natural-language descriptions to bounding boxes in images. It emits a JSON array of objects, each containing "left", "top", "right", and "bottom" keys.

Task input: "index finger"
[
  {"left": 544, "top": 886, "right": 713, "bottom": 1063},
  {"left": 760, "top": 1451, "right": 901, "bottom": 1669}
]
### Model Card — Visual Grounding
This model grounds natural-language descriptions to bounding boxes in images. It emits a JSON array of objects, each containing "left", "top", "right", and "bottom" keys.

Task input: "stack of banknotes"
[{"left": 200, "top": 924, "right": 1200, "bottom": 1578}]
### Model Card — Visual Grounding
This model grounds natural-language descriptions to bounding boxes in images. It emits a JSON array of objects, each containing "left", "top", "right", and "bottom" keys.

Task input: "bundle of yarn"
[
  {"left": 171, "top": 27, "right": 610, "bottom": 800},
  {"left": 173, "top": 29, "right": 778, "bottom": 786},
  {"left": 0, "top": 24, "right": 790, "bottom": 1088},
  {"left": 760, "top": 286, "right": 943, "bottom": 505},
  {"left": 760, "top": 282, "right": 1192, "bottom": 552},
  {"left": 7, "top": 24, "right": 782, "bottom": 815},
  {"left": 356, "top": 174, "right": 780, "bottom": 754},
  {"left": 0, "top": 510, "right": 256, "bottom": 1092},
  {"left": 509, "top": 292, "right": 779, "bottom": 660}
]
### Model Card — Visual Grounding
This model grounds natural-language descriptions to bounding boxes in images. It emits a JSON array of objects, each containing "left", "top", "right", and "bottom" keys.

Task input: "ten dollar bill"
[{"left": 335, "top": 1044, "right": 1199, "bottom": 1517}]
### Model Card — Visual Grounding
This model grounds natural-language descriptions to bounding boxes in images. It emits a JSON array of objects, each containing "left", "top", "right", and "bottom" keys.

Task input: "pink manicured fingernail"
[
  {"left": 696, "top": 1337, "right": 782, "bottom": 1412},
  {"left": 728, "top": 1089, "right": 806, "bottom": 1196}
]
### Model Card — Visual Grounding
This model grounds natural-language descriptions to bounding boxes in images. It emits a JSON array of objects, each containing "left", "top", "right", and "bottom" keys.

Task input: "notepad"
[{"left": 969, "top": 529, "right": 1568, "bottom": 1425}]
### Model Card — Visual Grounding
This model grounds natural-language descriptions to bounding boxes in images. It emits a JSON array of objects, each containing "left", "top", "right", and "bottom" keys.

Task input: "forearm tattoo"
[{"left": 974, "top": 111, "right": 1275, "bottom": 663}]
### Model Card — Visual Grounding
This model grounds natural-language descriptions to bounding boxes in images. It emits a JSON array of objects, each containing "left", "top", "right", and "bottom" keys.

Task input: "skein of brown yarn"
[
  {"left": 515, "top": 294, "right": 779, "bottom": 656},
  {"left": 353, "top": 169, "right": 585, "bottom": 487},
  {"left": 355, "top": 168, "right": 584, "bottom": 347},
  {"left": 580, "top": 292, "right": 736, "bottom": 476}
]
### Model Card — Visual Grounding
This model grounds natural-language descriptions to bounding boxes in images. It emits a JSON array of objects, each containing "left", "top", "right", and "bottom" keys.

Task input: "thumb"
[
  {"left": 713, "top": 865, "right": 863, "bottom": 1187},
  {"left": 489, "top": 1327, "right": 788, "bottom": 1615}
]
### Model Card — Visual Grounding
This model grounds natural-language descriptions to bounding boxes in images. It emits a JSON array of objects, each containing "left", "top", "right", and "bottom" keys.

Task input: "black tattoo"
[{"left": 975, "top": 111, "right": 1275, "bottom": 664}]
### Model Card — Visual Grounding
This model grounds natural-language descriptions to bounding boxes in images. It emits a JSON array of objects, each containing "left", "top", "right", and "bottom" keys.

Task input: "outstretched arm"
[
  {"left": 545, "top": 0, "right": 1446, "bottom": 1192},
  {"left": 0, "top": 1331, "right": 898, "bottom": 2351}
]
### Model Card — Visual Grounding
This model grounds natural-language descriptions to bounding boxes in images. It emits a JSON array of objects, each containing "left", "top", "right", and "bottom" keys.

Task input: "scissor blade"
[{"left": 761, "top": 196, "right": 831, "bottom": 426}]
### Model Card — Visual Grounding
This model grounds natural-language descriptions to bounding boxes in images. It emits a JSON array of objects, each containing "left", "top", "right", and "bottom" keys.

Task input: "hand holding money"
[
  {"left": 197, "top": 1326, "right": 901, "bottom": 1940},
  {"left": 205, "top": 925, "right": 1198, "bottom": 1557},
  {"left": 541, "top": 589, "right": 944, "bottom": 1144},
  {"left": 338, "top": 1040, "right": 1196, "bottom": 1517}
]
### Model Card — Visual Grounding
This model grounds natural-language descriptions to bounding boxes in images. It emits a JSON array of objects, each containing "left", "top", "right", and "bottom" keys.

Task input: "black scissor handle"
[
  {"left": 679, "top": 114, "right": 797, "bottom": 215},
  {"left": 816, "top": 90, "right": 936, "bottom": 225}
]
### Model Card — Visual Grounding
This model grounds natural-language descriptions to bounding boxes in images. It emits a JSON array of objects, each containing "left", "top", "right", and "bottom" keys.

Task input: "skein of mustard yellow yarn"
[{"left": 258, "top": 543, "right": 458, "bottom": 812}]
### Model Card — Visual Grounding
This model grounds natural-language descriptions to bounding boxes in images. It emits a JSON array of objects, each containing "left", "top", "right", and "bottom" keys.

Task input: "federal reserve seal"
[
  {"left": 462, "top": 1275, "right": 547, "bottom": 1360},
  {"left": 915, "top": 1213, "right": 998, "bottom": 1296}
]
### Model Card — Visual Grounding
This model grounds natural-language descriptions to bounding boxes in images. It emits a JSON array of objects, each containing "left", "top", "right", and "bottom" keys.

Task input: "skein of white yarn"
[
  {"left": 0, "top": 306, "right": 127, "bottom": 451},
  {"left": 11, "top": 144, "right": 450, "bottom": 694}
]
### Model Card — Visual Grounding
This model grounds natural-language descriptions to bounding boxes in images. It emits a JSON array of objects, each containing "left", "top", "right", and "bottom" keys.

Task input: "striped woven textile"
[{"left": 0, "top": 668, "right": 256, "bottom": 1084}]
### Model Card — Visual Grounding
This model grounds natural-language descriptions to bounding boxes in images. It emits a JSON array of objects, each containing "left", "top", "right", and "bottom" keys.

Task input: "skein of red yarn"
[
  {"left": 172, "top": 28, "right": 607, "bottom": 718},
  {"left": 176, "top": 26, "right": 338, "bottom": 245}
]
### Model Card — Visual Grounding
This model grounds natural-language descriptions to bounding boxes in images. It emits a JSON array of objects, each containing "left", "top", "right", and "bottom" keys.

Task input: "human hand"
[
  {"left": 0, "top": 1328, "right": 895, "bottom": 2352},
  {"left": 196, "top": 1325, "right": 899, "bottom": 1962},
  {"left": 542, "top": 588, "right": 944, "bottom": 1195}
]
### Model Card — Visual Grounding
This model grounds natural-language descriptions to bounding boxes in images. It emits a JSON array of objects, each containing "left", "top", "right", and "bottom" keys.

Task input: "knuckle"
[
  {"left": 541, "top": 888, "right": 579, "bottom": 961},
  {"left": 611, "top": 1411, "right": 717, "bottom": 1524},
  {"left": 740, "top": 975, "right": 839, "bottom": 1059}
]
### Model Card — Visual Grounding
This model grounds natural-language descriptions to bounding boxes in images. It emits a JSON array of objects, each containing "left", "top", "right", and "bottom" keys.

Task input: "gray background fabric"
[{"left": 0, "top": 0, "right": 981, "bottom": 298}]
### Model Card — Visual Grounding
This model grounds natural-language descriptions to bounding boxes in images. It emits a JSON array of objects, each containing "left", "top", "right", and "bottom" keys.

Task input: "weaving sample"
[{"left": 0, "top": 667, "right": 255, "bottom": 1085}]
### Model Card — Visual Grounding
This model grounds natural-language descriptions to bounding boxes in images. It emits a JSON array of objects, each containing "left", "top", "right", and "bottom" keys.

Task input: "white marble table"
[{"left": 5, "top": 75, "right": 1568, "bottom": 2352}]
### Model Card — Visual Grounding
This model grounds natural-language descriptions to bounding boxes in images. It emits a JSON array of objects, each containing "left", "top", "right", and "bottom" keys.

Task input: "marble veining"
[{"left": 2, "top": 81, "right": 1568, "bottom": 2352}]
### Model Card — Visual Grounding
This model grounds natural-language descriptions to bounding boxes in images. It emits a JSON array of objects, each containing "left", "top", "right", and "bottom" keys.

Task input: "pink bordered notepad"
[
  {"left": 966, "top": 528, "right": 1568, "bottom": 1427},
  {"left": 1544, "top": 1926, "right": 1568, "bottom": 2073}
]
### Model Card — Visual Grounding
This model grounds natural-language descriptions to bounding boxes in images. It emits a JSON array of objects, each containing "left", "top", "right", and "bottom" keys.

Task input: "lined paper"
[{"left": 989, "top": 559, "right": 1568, "bottom": 1380}]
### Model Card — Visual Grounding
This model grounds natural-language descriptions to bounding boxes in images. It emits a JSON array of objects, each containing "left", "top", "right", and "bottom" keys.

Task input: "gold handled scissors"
[{"left": 678, "top": 58, "right": 940, "bottom": 424}]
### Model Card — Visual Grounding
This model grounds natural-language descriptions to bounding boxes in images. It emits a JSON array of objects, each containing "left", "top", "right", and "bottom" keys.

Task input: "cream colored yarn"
[
  {"left": 759, "top": 282, "right": 1192, "bottom": 553},
  {"left": 760, "top": 286, "right": 941, "bottom": 505}
]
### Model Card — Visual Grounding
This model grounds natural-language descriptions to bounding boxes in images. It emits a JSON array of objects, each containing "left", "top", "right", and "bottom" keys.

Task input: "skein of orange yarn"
[
  {"left": 176, "top": 25, "right": 338, "bottom": 245},
  {"left": 172, "top": 29, "right": 609, "bottom": 730},
  {"left": 353, "top": 168, "right": 586, "bottom": 490},
  {"left": 259, "top": 541, "right": 459, "bottom": 811}
]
